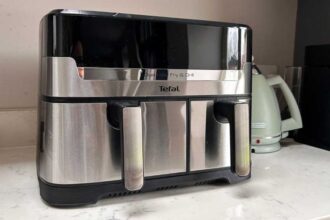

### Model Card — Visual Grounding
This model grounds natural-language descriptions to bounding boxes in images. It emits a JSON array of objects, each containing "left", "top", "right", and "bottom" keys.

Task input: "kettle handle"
[{"left": 267, "top": 75, "right": 303, "bottom": 133}]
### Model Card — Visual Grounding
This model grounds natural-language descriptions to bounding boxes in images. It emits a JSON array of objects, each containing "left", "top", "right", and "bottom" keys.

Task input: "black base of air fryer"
[{"left": 38, "top": 168, "right": 250, "bottom": 207}]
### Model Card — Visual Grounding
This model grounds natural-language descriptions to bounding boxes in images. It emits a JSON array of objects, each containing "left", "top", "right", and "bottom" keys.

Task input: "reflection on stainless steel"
[
  {"left": 236, "top": 62, "right": 252, "bottom": 94},
  {"left": 122, "top": 107, "right": 144, "bottom": 191},
  {"left": 78, "top": 67, "right": 241, "bottom": 81},
  {"left": 38, "top": 102, "right": 122, "bottom": 184},
  {"left": 234, "top": 103, "right": 250, "bottom": 176},
  {"left": 240, "top": 27, "right": 249, "bottom": 69},
  {"left": 79, "top": 67, "right": 142, "bottom": 80},
  {"left": 41, "top": 57, "right": 251, "bottom": 97},
  {"left": 141, "top": 101, "right": 186, "bottom": 176},
  {"left": 190, "top": 101, "right": 231, "bottom": 171},
  {"left": 226, "top": 28, "right": 239, "bottom": 69}
]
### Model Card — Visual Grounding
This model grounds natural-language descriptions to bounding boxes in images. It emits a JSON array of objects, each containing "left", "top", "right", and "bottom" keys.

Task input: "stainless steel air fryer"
[{"left": 37, "top": 9, "right": 252, "bottom": 206}]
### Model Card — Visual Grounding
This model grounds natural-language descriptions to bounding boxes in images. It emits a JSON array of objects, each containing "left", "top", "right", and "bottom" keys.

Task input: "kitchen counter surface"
[{"left": 0, "top": 140, "right": 329, "bottom": 220}]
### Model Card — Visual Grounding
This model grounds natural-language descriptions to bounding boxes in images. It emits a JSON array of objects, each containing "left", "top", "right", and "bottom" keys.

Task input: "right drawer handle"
[{"left": 122, "top": 106, "right": 144, "bottom": 191}]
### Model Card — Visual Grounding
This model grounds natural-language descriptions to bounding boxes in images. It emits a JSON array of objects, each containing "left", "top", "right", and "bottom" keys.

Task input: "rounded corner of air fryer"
[
  {"left": 242, "top": 24, "right": 252, "bottom": 31},
  {"left": 42, "top": 9, "right": 65, "bottom": 20}
]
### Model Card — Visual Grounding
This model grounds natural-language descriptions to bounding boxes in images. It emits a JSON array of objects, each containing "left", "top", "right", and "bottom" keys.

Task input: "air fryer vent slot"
[
  {"left": 156, "top": 185, "right": 178, "bottom": 191},
  {"left": 194, "top": 180, "right": 212, "bottom": 186},
  {"left": 108, "top": 190, "right": 141, "bottom": 198}
]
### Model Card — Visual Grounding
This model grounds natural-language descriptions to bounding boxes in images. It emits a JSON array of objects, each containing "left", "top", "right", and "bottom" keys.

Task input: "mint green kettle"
[{"left": 251, "top": 68, "right": 302, "bottom": 153}]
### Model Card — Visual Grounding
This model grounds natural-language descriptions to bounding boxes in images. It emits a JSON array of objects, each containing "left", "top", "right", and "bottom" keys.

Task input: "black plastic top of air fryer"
[{"left": 40, "top": 9, "right": 252, "bottom": 70}]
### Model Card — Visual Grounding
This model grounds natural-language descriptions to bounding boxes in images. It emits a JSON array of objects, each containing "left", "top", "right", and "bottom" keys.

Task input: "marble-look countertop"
[{"left": 0, "top": 140, "right": 329, "bottom": 220}]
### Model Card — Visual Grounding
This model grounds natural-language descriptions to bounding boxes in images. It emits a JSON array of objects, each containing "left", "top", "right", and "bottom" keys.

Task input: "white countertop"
[{"left": 0, "top": 140, "right": 330, "bottom": 220}]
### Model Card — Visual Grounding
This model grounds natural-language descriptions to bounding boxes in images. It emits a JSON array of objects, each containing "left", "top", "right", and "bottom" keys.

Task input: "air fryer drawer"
[
  {"left": 38, "top": 102, "right": 122, "bottom": 184},
  {"left": 190, "top": 100, "right": 231, "bottom": 171},
  {"left": 141, "top": 101, "right": 187, "bottom": 176},
  {"left": 38, "top": 101, "right": 187, "bottom": 184}
]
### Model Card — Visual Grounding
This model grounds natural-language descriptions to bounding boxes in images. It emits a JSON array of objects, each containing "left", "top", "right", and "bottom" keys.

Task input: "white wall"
[{"left": 0, "top": 0, "right": 297, "bottom": 147}]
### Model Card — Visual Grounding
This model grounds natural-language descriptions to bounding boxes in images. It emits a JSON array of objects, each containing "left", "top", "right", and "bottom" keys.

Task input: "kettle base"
[{"left": 252, "top": 143, "right": 281, "bottom": 153}]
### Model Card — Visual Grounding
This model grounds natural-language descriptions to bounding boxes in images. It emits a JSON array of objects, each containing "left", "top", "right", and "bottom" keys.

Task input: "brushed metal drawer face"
[
  {"left": 141, "top": 101, "right": 187, "bottom": 176},
  {"left": 38, "top": 102, "right": 122, "bottom": 184},
  {"left": 190, "top": 101, "right": 231, "bottom": 171}
]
